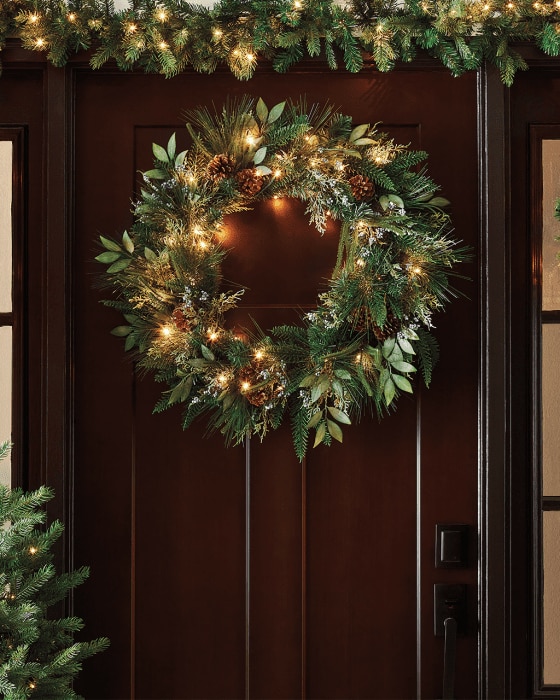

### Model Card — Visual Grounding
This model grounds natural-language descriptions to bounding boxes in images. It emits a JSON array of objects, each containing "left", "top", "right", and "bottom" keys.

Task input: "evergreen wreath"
[{"left": 96, "top": 96, "right": 468, "bottom": 459}]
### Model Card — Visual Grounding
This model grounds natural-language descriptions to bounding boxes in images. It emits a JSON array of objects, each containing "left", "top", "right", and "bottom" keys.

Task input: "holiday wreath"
[{"left": 96, "top": 96, "right": 468, "bottom": 459}]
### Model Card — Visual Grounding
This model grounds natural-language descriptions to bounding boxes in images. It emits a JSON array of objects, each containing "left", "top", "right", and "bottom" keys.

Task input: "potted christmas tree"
[{"left": 0, "top": 441, "right": 109, "bottom": 698}]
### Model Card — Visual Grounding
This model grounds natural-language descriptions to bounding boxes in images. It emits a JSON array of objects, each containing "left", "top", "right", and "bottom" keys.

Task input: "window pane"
[
  {"left": 0, "top": 326, "right": 11, "bottom": 486},
  {"left": 0, "top": 141, "right": 12, "bottom": 313},
  {"left": 542, "top": 324, "right": 560, "bottom": 496},
  {"left": 542, "top": 140, "right": 560, "bottom": 311},
  {"left": 544, "top": 511, "right": 560, "bottom": 683}
]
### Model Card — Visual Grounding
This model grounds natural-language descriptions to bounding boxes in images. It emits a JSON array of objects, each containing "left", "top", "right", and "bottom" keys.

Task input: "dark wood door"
[{"left": 69, "top": 64, "right": 478, "bottom": 699}]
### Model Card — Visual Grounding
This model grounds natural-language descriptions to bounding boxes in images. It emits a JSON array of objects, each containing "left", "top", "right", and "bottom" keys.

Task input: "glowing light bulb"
[
  {"left": 198, "top": 240, "right": 208, "bottom": 250},
  {"left": 241, "top": 381, "right": 251, "bottom": 391},
  {"left": 274, "top": 169, "right": 282, "bottom": 178},
  {"left": 157, "top": 9, "right": 167, "bottom": 21},
  {"left": 355, "top": 353, "right": 362, "bottom": 363},
  {"left": 294, "top": 0, "right": 302, "bottom": 7},
  {"left": 161, "top": 326, "right": 171, "bottom": 337},
  {"left": 213, "top": 28, "right": 223, "bottom": 38},
  {"left": 246, "top": 52, "right": 254, "bottom": 61},
  {"left": 159, "top": 41, "right": 168, "bottom": 50},
  {"left": 67, "top": 12, "right": 77, "bottom": 22},
  {"left": 254, "top": 350, "right": 264, "bottom": 360},
  {"left": 28, "top": 682, "right": 36, "bottom": 690},
  {"left": 30, "top": 13, "right": 39, "bottom": 23},
  {"left": 356, "top": 258, "right": 365, "bottom": 267},
  {"left": 218, "top": 374, "right": 227, "bottom": 384},
  {"left": 127, "top": 22, "right": 137, "bottom": 33},
  {"left": 246, "top": 134, "right": 257, "bottom": 147},
  {"left": 29, "top": 546, "right": 37, "bottom": 555},
  {"left": 411, "top": 266, "right": 423, "bottom": 276},
  {"left": 35, "top": 38, "right": 45, "bottom": 47},
  {"left": 232, "top": 48, "right": 240, "bottom": 56},
  {"left": 506, "top": 2, "right": 514, "bottom": 8},
  {"left": 193, "top": 225, "right": 203, "bottom": 235},
  {"left": 208, "top": 330, "right": 219, "bottom": 341}
]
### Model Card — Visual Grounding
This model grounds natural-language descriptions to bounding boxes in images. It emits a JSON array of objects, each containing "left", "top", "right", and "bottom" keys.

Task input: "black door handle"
[{"left": 442, "top": 617, "right": 457, "bottom": 700}]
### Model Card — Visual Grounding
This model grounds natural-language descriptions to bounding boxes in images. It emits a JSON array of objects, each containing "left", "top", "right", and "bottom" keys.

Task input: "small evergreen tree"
[{"left": 0, "top": 441, "right": 109, "bottom": 699}]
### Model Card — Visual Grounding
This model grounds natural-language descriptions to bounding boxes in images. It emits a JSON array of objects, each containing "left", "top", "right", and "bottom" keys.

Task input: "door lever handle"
[{"left": 442, "top": 617, "right": 457, "bottom": 700}]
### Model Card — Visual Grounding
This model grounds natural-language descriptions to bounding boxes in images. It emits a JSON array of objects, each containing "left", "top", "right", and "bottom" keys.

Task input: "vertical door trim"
[{"left": 478, "top": 63, "right": 511, "bottom": 700}]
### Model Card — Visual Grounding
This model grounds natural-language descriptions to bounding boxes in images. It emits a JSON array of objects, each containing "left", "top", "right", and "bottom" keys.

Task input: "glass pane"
[
  {"left": 542, "top": 140, "right": 560, "bottom": 310},
  {"left": 542, "top": 325, "right": 560, "bottom": 496},
  {"left": 0, "top": 326, "right": 11, "bottom": 486},
  {"left": 0, "top": 141, "right": 12, "bottom": 313},
  {"left": 544, "top": 511, "right": 560, "bottom": 683}
]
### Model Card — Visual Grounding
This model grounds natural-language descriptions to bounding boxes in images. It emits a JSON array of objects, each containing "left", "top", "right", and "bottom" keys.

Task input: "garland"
[
  {"left": 3, "top": 0, "right": 560, "bottom": 85},
  {"left": 96, "top": 96, "right": 468, "bottom": 459}
]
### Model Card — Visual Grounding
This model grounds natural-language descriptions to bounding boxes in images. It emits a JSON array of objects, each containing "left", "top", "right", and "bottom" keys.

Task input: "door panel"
[{"left": 72, "top": 66, "right": 478, "bottom": 699}]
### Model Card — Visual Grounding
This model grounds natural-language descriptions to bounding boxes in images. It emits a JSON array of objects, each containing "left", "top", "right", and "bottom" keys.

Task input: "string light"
[
  {"left": 213, "top": 28, "right": 223, "bottom": 38},
  {"left": 246, "top": 52, "right": 255, "bottom": 61},
  {"left": 254, "top": 349, "right": 264, "bottom": 360},
  {"left": 67, "top": 12, "right": 77, "bottom": 22},
  {"left": 159, "top": 41, "right": 168, "bottom": 50},
  {"left": 35, "top": 38, "right": 46, "bottom": 48},
  {"left": 273, "top": 169, "right": 282, "bottom": 178},
  {"left": 29, "top": 13, "right": 39, "bottom": 23},
  {"left": 28, "top": 681, "right": 36, "bottom": 690},
  {"left": 217, "top": 374, "right": 227, "bottom": 384},
  {"left": 293, "top": 0, "right": 302, "bottom": 7},
  {"left": 156, "top": 9, "right": 167, "bottom": 21},
  {"left": 356, "top": 258, "right": 365, "bottom": 267},
  {"left": 161, "top": 325, "right": 171, "bottom": 337},
  {"left": 355, "top": 353, "right": 362, "bottom": 363},
  {"left": 126, "top": 22, "right": 137, "bottom": 33},
  {"left": 198, "top": 240, "right": 208, "bottom": 250},
  {"left": 241, "top": 381, "right": 251, "bottom": 392},
  {"left": 28, "top": 546, "right": 37, "bottom": 555},
  {"left": 207, "top": 330, "right": 219, "bottom": 341},
  {"left": 246, "top": 133, "right": 257, "bottom": 147}
]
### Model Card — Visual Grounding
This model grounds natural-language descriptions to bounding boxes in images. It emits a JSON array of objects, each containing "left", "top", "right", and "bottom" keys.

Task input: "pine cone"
[
  {"left": 349, "top": 174, "right": 375, "bottom": 201},
  {"left": 172, "top": 308, "right": 191, "bottom": 331},
  {"left": 239, "top": 365, "right": 281, "bottom": 407},
  {"left": 235, "top": 168, "right": 263, "bottom": 197},
  {"left": 372, "top": 311, "right": 402, "bottom": 342},
  {"left": 352, "top": 308, "right": 401, "bottom": 341},
  {"left": 207, "top": 154, "right": 235, "bottom": 181}
]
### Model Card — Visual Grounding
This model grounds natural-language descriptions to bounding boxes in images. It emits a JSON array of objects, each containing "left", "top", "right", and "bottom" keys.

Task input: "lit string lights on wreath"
[
  {"left": 96, "top": 96, "right": 469, "bottom": 459},
  {"left": 4, "top": 0, "right": 560, "bottom": 85}
]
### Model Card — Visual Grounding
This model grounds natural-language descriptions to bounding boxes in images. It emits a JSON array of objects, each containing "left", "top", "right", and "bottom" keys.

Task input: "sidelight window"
[
  {"left": 536, "top": 135, "right": 560, "bottom": 690},
  {"left": 0, "top": 140, "right": 12, "bottom": 487}
]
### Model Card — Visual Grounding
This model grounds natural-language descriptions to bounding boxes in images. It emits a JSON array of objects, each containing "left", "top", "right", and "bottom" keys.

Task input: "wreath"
[{"left": 96, "top": 96, "right": 468, "bottom": 459}]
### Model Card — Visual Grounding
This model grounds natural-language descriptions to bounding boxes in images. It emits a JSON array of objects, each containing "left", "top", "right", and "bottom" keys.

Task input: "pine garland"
[
  {"left": 1, "top": 0, "right": 560, "bottom": 84},
  {"left": 96, "top": 95, "right": 469, "bottom": 459},
  {"left": 0, "top": 442, "right": 109, "bottom": 699}
]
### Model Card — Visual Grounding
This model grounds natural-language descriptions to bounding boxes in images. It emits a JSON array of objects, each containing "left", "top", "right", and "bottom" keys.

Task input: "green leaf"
[
  {"left": 143, "top": 169, "right": 167, "bottom": 180},
  {"left": 379, "top": 195, "right": 389, "bottom": 211},
  {"left": 256, "top": 98, "right": 268, "bottom": 124},
  {"left": 366, "top": 345, "right": 382, "bottom": 367},
  {"left": 398, "top": 337, "right": 416, "bottom": 355},
  {"left": 124, "top": 333, "right": 136, "bottom": 351},
  {"left": 349, "top": 124, "right": 369, "bottom": 142},
  {"left": 327, "top": 419, "right": 343, "bottom": 443},
  {"left": 382, "top": 337, "right": 396, "bottom": 359},
  {"left": 267, "top": 101, "right": 286, "bottom": 124},
  {"left": 107, "top": 259, "right": 131, "bottom": 273},
  {"left": 255, "top": 165, "right": 272, "bottom": 176},
  {"left": 334, "top": 368, "right": 351, "bottom": 380},
  {"left": 253, "top": 146, "right": 267, "bottom": 165},
  {"left": 307, "top": 411, "right": 322, "bottom": 429},
  {"left": 95, "top": 251, "right": 120, "bottom": 263},
  {"left": 111, "top": 325, "right": 132, "bottom": 337},
  {"left": 393, "top": 374, "right": 413, "bottom": 393},
  {"left": 99, "top": 235, "right": 121, "bottom": 252},
  {"left": 313, "top": 422, "right": 326, "bottom": 448},
  {"left": 152, "top": 142, "right": 169, "bottom": 162},
  {"left": 299, "top": 374, "right": 316, "bottom": 388},
  {"left": 201, "top": 344, "right": 215, "bottom": 361},
  {"left": 388, "top": 194, "right": 404, "bottom": 209},
  {"left": 175, "top": 150, "right": 188, "bottom": 167},
  {"left": 332, "top": 379, "right": 344, "bottom": 399},
  {"left": 390, "top": 360, "right": 417, "bottom": 373},
  {"left": 122, "top": 231, "right": 134, "bottom": 254},
  {"left": 428, "top": 196, "right": 450, "bottom": 207},
  {"left": 167, "top": 133, "right": 176, "bottom": 159},
  {"left": 311, "top": 383, "right": 325, "bottom": 403},
  {"left": 384, "top": 376, "right": 396, "bottom": 405},
  {"left": 352, "top": 138, "right": 376, "bottom": 146},
  {"left": 144, "top": 247, "right": 157, "bottom": 261},
  {"left": 327, "top": 406, "right": 351, "bottom": 424}
]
